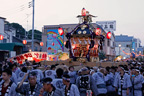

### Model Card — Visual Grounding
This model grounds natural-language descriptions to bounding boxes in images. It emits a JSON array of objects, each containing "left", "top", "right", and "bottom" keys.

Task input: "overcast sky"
[{"left": 0, "top": 0, "right": 144, "bottom": 45}]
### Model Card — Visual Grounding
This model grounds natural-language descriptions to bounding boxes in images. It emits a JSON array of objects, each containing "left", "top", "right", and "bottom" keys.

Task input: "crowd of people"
[{"left": 0, "top": 59, "right": 144, "bottom": 96}]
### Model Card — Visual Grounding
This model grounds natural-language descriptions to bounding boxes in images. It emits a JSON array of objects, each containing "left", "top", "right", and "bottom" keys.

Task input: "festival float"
[{"left": 65, "top": 8, "right": 109, "bottom": 63}]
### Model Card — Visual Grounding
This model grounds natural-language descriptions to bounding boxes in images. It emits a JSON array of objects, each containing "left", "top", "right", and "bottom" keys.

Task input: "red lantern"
[
  {"left": 87, "top": 45, "right": 90, "bottom": 50},
  {"left": 95, "top": 28, "right": 101, "bottom": 35},
  {"left": 58, "top": 28, "right": 64, "bottom": 36},
  {"left": 40, "top": 42, "right": 44, "bottom": 46},
  {"left": 72, "top": 44, "right": 76, "bottom": 49},
  {"left": 23, "top": 40, "right": 27, "bottom": 45},
  {"left": 81, "top": 8, "right": 86, "bottom": 16},
  {"left": 106, "top": 32, "right": 112, "bottom": 39},
  {"left": 0, "top": 35, "right": 4, "bottom": 40},
  {"left": 52, "top": 42, "right": 55, "bottom": 46}
]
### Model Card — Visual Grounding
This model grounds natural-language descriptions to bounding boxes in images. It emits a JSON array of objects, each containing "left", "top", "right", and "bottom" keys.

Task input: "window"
[
  {"left": 110, "top": 25, "right": 113, "bottom": 28},
  {"left": 113, "top": 42, "right": 115, "bottom": 47},
  {"left": 104, "top": 25, "right": 108, "bottom": 29},
  {"left": 35, "top": 47, "right": 38, "bottom": 51},
  {"left": 126, "top": 45, "right": 130, "bottom": 47},
  {"left": 107, "top": 39, "right": 110, "bottom": 46},
  {"left": 3, "top": 39, "right": 7, "bottom": 43}
]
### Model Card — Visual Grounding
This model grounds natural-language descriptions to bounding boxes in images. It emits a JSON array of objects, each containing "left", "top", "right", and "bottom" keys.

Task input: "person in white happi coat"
[
  {"left": 16, "top": 71, "right": 43, "bottom": 96},
  {"left": 63, "top": 74, "right": 80, "bottom": 96},
  {"left": 76, "top": 67, "right": 98, "bottom": 96},
  {"left": 31, "top": 63, "right": 44, "bottom": 82},
  {"left": 52, "top": 68, "right": 64, "bottom": 89},
  {"left": 0, "top": 68, "right": 17, "bottom": 96},
  {"left": 17, "top": 67, "right": 28, "bottom": 82},
  {"left": 68, "top": 66, "right": 77, "bottom": 84},
  {"left": 114, "top": 65, "right": 132, "bottom": 96},
  {"left": 92, "top": 68, "right": 107, "bottom": 96},
  {"left": 44, "top": 65, "right": 56, "bottom": 79},
  {"left": 132, "top": 68, "right": 143, "bottom": 96},
  {"left": 41, "top": 77, "right": 65, "bottom": 96},
  {"left": 9, "top": 64, "right": 18, "bottom": 84}
]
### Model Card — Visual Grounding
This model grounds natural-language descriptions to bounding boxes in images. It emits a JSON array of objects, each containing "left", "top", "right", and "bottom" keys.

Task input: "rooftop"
[{"left": 115, "top": 35, "right": 133, "bottom": 42}]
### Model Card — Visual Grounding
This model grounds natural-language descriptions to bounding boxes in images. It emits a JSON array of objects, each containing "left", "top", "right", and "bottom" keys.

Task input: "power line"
[
  {"left": 0, "top": 1, "right": 32, "bottom": 16},
  {"left": 19, "top": 13, "right": 32, "bottom": 24}
]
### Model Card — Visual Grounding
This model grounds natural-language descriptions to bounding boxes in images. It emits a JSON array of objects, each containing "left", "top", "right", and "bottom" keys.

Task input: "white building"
[
  {"left": 0, "top": 17, "right": 16, "bottom": 43},
  {"left": 0, "top": 17, "right": 5, "bottom": 43},
  {"left": 103, "top": 32, "right": 115, "bottom": 61},
  {"left": 96, "top": 21, "right": 116, "bottom": 61}
]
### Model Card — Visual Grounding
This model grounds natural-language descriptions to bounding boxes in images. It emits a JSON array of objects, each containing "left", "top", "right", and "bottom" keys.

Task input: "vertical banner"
[
  {"left": 132, "top": 42, "right": 135, "bottom": 52},
  {"left": 47, "top": 29, "right": 64, "bottom": 55}
]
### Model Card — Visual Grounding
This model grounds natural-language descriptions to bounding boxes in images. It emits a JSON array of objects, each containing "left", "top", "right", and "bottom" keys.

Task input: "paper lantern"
[
  {"left": 40, "top": 42, "right": 44, "bottom": 46},
  {"left": 106, "top": 32, "right": 112, "bottom": 39},
  {"left": 52, "top": 42, "right": 55, "bottom": 46},
  {"left": 72, "top": 44, "right": 76, "bottom": 49},
  {"left": 95, "top": 28, "right": 101, "bottom": 35},
  {"left": 58, "top": 28, "right": 64, "bottom": 35},
  {"left": 23, "top": 40, "right": 27, "bottom": 45},
  {"left": 81, "top": 8, "right": 86, "bottom": 16},
  {"left": 0, "top": 35, "right": 4, "bottom": 40}
]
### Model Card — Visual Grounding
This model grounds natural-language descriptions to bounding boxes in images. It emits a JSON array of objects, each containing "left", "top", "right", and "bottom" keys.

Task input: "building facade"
[{"left": 115, "top": 34, "right": 141, "bottom": 59}]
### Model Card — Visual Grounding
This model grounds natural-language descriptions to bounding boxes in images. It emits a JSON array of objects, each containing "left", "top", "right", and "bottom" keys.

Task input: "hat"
[
  {"left": 63, "top": 65, "right": 68, "bottom": 68},
  {"left": 90, "top": 69, "right": 95, "bottom": 74},
  {"left": 46, "top": 65, "right": 51, "bottom": 68},
  {"left": 28, "top": 71, "right": 37, "bottom": 78},
  {"left": 63, "top": 74, "right": 70, "bottom": 81},
  {"left": 137, "top": 62, "right": 141, "bottom": 65},
  {"left": 81, "top": 67, "right": 88, "bottom": 71},
  {"left": 41, "top": 77, "right": 53, "bottom": 84},
  {"left": 78, "top": 69, "right": 82, "bottom": 73}
]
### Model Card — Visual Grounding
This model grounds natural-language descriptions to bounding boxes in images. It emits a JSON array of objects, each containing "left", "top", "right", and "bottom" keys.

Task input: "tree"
[
  {"left": 27, "top": 29, "right": 42, "bottom": 41},
  {"left": 9, "top": 23, "right": 26, "bottom": 39}
]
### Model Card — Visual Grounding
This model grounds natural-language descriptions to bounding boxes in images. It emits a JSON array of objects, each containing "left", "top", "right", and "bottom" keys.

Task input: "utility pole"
[{"left": 32, "top": 0, "right": 35, "bottom": 51}]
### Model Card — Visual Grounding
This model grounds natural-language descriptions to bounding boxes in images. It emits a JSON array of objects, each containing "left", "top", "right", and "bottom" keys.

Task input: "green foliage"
[
  {"left": 27, "top": 29, "right": 42, "bottom": 41},
  {"left": 99, "top": 51, "right": 106, "bottom": 60},
  {"left": 10, "top": 23, "right": 26, "bottom": 39}
]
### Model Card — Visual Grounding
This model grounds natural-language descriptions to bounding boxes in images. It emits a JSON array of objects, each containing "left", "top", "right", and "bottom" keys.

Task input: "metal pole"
[
  {"left": 119, "top": 47, "right": 120, "bottom": 55},
  {"left": 32, "top": 0, "right": 35, "bottom": 51}
]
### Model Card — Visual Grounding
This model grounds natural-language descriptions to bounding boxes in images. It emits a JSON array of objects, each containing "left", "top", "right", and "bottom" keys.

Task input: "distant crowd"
[{"left": 0, "top": 58, "right": 144, "bottom": 96}]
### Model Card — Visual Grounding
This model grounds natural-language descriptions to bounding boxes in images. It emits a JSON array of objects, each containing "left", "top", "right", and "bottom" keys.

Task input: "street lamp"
[{"left": 118, "top": 44, "right": 121, "bottom": 56}]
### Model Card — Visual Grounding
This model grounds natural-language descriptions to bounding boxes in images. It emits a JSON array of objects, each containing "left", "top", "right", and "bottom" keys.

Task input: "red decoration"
[
  {"left": 87, "top": 45, "right": 90, "bottom": 50},
  {"left": 94, "top": 45, "right": 98, "bottom": 48},
  {"left": 48, "top": 47, "right": 51, "bottom": 50},
  {"left": 34, "top": 53, "right": 39, "bottom": 58},
  {"left": 0, "top": 35, "right": 4, "bottom": 40},
  {"left": 23, "top": 40, "right": 27, "bottom": 45},
  {"left": 58, "top": 28, "right": 64, "bottom": 35},
  {"left": 20, "top": 55, "right": 25, "bottom": 61},
  {"left": 40, "top": 42, "right": 44, "bottom": 46},
  {"left": 72, "top": 44, "right": 76, "bottom": 49},
  {"left": 95, "top": 28, "right": 101, "bottom": 35},
  {"left": 42, "top": 54, "right": 47, "bottom": 59},
  {"left": 81, "top": 8, "right": 86, "bottom": 16},
  {"left": 106, "top": 32, "right": 112, "bottom": 39},
  {"left": 52, "top": 42, "right": 55, "bottom": 46}
]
